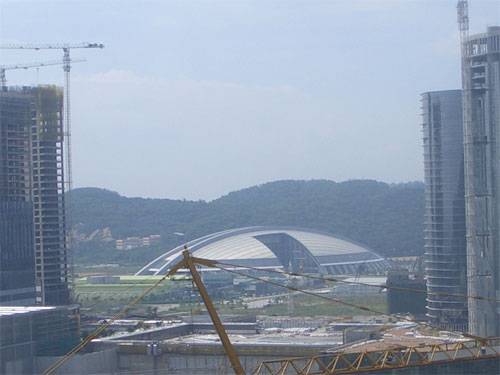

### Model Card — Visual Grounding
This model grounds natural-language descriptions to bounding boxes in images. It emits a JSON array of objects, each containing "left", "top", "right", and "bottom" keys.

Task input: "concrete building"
[
  {"left": 461, "top": 26, "right": 500, "bottom": 337},
  {"left": 386, "top": 267, "right": 427, "bottom": 316},
  {"left": 421, "top": 90, "right": 468, "bottom": 332},
  {"left": 116, "top": 234, "right": 161, "bottom": 250},
  {"left": 0, "top": 86, "right": 71, "bottom": 306},
  {"left": 0, "top": 306, "right": 79, "bottom": 374},
  {"left": 31, "top": 85, "right": 71, "bottom": 306},
  {"left": 115, "top": 236, "right": 142, "bottom": 250}
]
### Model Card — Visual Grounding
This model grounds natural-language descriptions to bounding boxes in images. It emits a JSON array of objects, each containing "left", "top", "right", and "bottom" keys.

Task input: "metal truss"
[{"left": 253, "top": 338, "right": 500, "bottom": 374}]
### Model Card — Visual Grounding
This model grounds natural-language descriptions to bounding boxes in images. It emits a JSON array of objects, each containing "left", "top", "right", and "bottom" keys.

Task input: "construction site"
[
  {"left": 1, "top": 1, "right": 500, "bottom": 374},
  {"left": 18, "top": 250, "right": 499, "bottom": 375}
]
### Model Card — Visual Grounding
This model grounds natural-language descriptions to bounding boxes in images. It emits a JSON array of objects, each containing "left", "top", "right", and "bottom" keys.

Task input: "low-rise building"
[
  {"left": 116, "top": 234, "right": 161, "bottom": 250},
  {"left": 0, "top": 305, "right": 79, "bottom": 374}
]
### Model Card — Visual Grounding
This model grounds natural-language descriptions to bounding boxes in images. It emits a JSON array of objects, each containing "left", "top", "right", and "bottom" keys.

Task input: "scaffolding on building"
[
  {"left": 458, "top": 1, "right": 500, "bottom": 336},
  {"left": 31, "top": 85, "right": 71, "bottom": 306}
]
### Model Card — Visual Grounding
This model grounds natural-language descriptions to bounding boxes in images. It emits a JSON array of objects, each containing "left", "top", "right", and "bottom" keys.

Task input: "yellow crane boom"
[
  {"left": 253, "top": 338, "right": 500, "bottom": 375},
  {"left": 167, "top": 247, "right": 246, "bottom": 375}
]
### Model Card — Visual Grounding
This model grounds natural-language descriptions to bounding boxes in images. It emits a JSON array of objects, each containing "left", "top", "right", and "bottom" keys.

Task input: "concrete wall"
[
  {"left": 115, "top": 342, "right": 327, "bottom": 374},
  {"left": 343, "top": 328, "right": 381, "bottom": 344},
  {"left": 34, "top": 349, "right": 117, "bottom": 375},
  {"left": 116, "top": 352, "right": 289, "bottom": 374}
]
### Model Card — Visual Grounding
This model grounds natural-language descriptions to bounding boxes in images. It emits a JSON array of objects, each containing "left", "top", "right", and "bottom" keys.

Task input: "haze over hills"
[{"left": 70, "top": 179, "right": 424, "bottom": 265}]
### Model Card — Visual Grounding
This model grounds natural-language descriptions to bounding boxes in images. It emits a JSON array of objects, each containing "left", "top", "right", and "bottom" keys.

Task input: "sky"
[{"left": 0, "top": 0, "right": 499, "bottom": 201}]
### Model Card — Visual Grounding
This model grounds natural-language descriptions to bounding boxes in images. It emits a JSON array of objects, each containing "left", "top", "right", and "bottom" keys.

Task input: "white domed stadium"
[{"left": 136, "top": 226, "right": 390, "bottom": 276}]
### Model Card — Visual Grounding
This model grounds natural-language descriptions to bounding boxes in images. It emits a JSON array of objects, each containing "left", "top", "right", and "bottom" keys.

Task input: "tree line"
[{"left": 70, "top": 179, "right": 424, "bottom": 266}]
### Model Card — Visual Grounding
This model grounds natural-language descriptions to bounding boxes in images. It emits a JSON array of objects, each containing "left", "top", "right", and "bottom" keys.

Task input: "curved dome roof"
[{"left": 136, "top": 226, "right": 389, "bottom": 276}]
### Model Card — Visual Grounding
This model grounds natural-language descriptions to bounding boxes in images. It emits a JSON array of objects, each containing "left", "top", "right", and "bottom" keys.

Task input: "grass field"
[
  {"left": 75, "top": 274, "right": 387, "bottom": 318},
  {"left": 75, "top": 276, "right": 178, "bottom": 312}
]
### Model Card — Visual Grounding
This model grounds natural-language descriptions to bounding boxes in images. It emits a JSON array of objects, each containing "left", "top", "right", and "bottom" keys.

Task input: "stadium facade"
[{"left": 136, "top": 226, "right": 390, "bottom": 276}]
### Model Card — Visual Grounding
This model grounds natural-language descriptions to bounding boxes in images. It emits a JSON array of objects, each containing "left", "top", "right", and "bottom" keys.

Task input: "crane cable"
[
  {"left": 41, "top": 273, "right": 172, "bottom": 375},
  {"left": 209, "top": 263, "right": 487, "bottom": 342},
  {"left": 215, "top": 260, "right": 500, "bottom": 303}
]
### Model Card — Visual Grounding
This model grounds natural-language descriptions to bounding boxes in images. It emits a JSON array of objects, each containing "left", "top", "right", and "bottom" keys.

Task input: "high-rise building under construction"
[
  {"left": 0, "top": 89, "right": 35, "bottom": 305},
  {"left": 422, "top": 90, "right": 468, "bottom": 332},
  {"left": 0, "top": 86, "right": 71, "bottom": 306},
  {"left": 460, "top": 26, "right": 500, "bottom": 337}
]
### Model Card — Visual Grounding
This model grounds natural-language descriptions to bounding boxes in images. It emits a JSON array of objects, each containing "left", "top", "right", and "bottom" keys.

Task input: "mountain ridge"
[{"left": 70, "top": 179, "right": 425, "bottom": 265}]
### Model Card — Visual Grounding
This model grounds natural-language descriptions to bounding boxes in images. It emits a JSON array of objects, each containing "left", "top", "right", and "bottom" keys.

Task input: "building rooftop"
[
  {"left": 0, "top": 306, "right": 57, "bottom": 316},
  {"left": 166, "top": 328, "right": 343, "bottom": 348}
]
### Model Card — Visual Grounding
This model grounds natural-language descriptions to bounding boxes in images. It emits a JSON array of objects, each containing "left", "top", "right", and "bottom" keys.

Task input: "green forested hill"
[{"left": 70, "top": 180, "right": 424, "bottom": 265}]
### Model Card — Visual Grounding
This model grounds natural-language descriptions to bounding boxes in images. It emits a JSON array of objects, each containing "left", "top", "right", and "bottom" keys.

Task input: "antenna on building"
[
  {"left": 457, "top": 1, "right": 469, "bottom": 34},
  {"left": 457, "top": 1, "right": 470, "bottom": 91}
]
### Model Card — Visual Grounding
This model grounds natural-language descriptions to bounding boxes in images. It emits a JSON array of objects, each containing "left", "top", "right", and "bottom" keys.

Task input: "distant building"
[
  {"left": 461, "top": 27, "right": 500, "bottom": 336},
  {"left": 421, "top": 90, "right": 468, "bottom": 332},
  {"left": 386, "top": 268, "right": 426, "bottom": 315},
  {"left": 116, "top": 234, "right": 161, "bottom": 250},
  {"left": 142, "top": 234, "right": 161, "bottom": 247},
  {"left": 116, "top": 236, "right": 142, "bottom": 250}
]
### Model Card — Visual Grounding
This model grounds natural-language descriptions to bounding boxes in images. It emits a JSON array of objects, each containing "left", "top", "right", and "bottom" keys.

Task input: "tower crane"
[
  {"left": 0, "top": 58, "right": 85, "bottom": 88},
  {"left": 0, "top": 42, "right": 103, "bottom": 304},
  {"left": 0, "top": 42, "right": 104, "bottom": 195}
]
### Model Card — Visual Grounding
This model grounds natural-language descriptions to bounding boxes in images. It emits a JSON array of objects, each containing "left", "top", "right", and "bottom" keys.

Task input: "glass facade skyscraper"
[{"left": 422, "top": 90, "right": 468, "bottom": 332}]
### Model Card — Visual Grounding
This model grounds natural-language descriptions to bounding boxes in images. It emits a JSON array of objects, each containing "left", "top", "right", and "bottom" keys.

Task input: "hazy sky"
[{"left": 1, "top": 0, "right": 499, "bottom": 200}]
